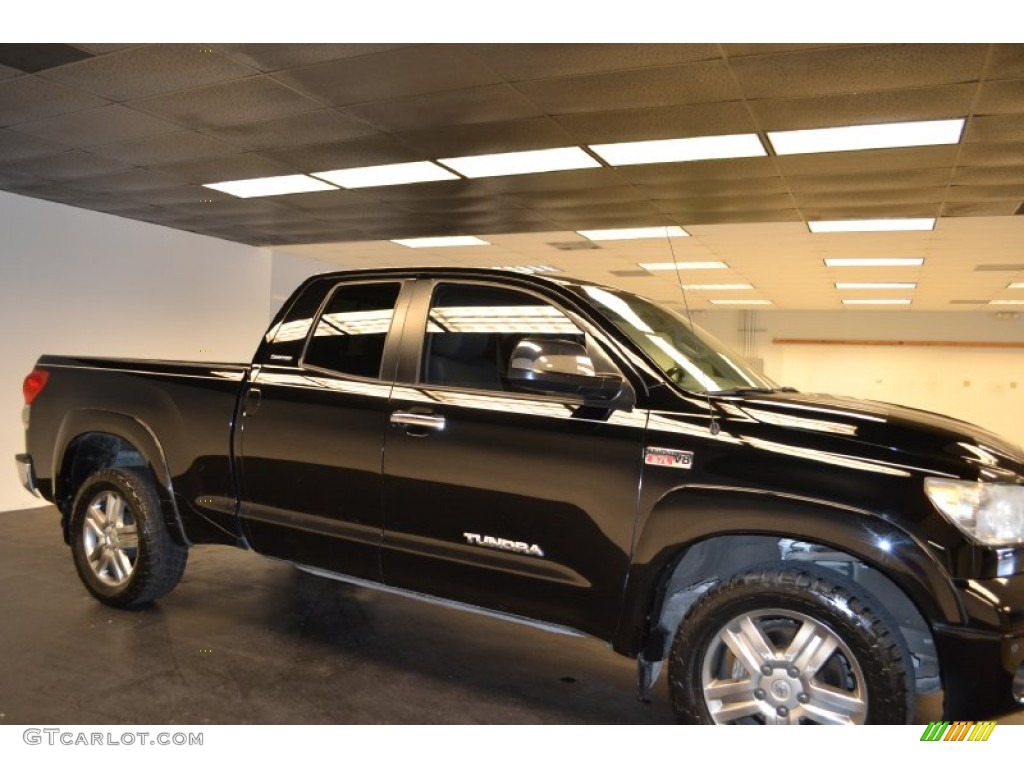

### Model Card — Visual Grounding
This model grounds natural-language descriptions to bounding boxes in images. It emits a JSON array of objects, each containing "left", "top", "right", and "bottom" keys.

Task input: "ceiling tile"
[
  {"left": 128, "top": 76, "right": 322, "bottom": 129},
  {"left": 88, "top": 131, "right": 245, "bottom": 165},
  {"left": 465, "top": 43, "right": 721, "bottom": 81},
  {"left": 12, "top": 104, "right": 180, "bottom": 148},
  {"left": 71, "top": 44, "right": 140, "bottom": 55},
  {"left": 392, "top": 117, "right": 574, "bottom": 158},
  {"left": 730, "top": 44, "right": 988, "bottom": 99},
  {"left": 0, "top": 128, "right": 69, "bottom": 162},
  {"left": 803, "top": 202, "right": 941, "bottom": 219},
  {"left": 0, "top": 76, "right": 109, "bottom": 126},
  {"left": 215, "top": 43, "right": 412, "bottom": 72},
  {"left": 750, "top": 85, "right": 976, "bottom": 132},
  {"left": 466, "top": 167, "right": 627, "bottom": 195},
  {"left": 942, "top": 201, "right": 1021, "bottom": 216},
  {"left": 269, "top": 190, "right": 390, "bottom": 215},
  {"left": 951, "top": 165, "right": 1024, "bottom": 185},
  {"left": 154, "top": 152, "right": 299, "bottom": 184},
  {"left": 510, "top": 186, "right": 647, "bottom": 210},
  {"left": 965, "top": 113, "right": 1024, "bottom": 143},
  {"left": 787, "top": 168, "right": 952, "bottom": 193},
  {"left": 68, "top": 168, "right": 186, "bottom": 192},
  {"left": 638, "top": 175, "right": 790, "bottom": 200},
  {"left": 43, "top": 44, "right": 255, "bottom": 101},
  {"left": 514, "top": 60, "right": 743, "bottom": 114},
  {"left": 263, "top": 135, "right": 421, "bottom": 172},
  {"left": 0, "top": 64, "right": 21, "bottom": 81},
  {"left": 554, "top": 101, "right": 756, "bottom": 144},
  {"left": 0, "top": 150, "right": 133, "bottom": 181},
  {"left": 611, "top": 156, "right": 780, "bottom": 184},
  {"left": 201, "top": 109, "right": 379, "bottom": 150},
  {"left": 945, "top": 183, "right": 1024, "bottom": 201},
  {"left": 792, "top": 187, "right": 948, "bottom": 207},
  {"left": 274, "top": 45, "right": 502, "bottom": 106},
  {"left": 658, "top": 193, "right": 798, "bottom": 213},
  {"left": 722, "top": 44, "right": 856, "bottom": 58},
  {"left": 778, "top": 145, "right": 959, "bottom": 176},
  {"left": 957, "top": 141, "right": 1024, "bottom": 166},
  {"left": 127, "top": 184, "right": 227, "bottom": 206},
  {"left": 0, "top": 44, "right": 93, "bottom": 73},
  {"left": 344, "top": 84, "right": 544, "bottom": 132},
  {"left": 976, "top": 79, "right": 1024, "bottom": 114},
  {"left": 987, "top": 45, "right": 1024, "bottom": 80}
]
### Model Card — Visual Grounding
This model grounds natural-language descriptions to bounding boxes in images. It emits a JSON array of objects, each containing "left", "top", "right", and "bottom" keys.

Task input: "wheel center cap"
[{"left": 770, "top": 679, "right": 792, "bottom": 700}]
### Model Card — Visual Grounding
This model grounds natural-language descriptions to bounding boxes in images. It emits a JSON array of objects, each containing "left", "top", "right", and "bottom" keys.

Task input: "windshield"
[{"left": 579, "top": 285, "right": 779, "bottom": 393}]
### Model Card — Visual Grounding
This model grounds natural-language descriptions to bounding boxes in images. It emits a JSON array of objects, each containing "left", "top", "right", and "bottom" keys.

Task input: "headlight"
[{"left": 924, "top": 478, "right": 1024, "bottom": 546}]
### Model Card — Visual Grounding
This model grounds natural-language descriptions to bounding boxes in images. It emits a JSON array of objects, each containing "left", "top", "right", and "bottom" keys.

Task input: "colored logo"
[{"left": 920, "top": 721, "right": 996, "bottom": 742}]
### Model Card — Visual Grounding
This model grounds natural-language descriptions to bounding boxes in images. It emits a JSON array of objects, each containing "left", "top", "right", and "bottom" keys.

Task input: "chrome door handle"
[{"left": 390, "top": 411, "right": 446, "bottom": 432}]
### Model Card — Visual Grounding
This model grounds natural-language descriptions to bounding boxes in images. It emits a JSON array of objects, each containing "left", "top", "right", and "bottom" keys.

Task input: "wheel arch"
[{"left": 54, "top": 409, "right": 186, "bottom": 547}]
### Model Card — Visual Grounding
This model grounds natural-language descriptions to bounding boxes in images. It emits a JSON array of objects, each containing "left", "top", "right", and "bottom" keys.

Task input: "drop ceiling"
[{"left": 1, "top": 42, "right": 1022, "bottom": 310}]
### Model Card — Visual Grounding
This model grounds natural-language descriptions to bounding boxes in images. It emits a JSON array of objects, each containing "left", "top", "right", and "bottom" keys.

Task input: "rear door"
[
  {"left": 381, "top": 278, "right": 648, "bottom": 639},
  {"left": 236, "top": 277, "right": 411, "bottom": 580}
]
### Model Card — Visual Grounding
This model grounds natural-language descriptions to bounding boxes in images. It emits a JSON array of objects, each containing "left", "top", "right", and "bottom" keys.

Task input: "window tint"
[
  {"left": 421, "top": 283, "right": 584, "bottom": 392},
  {"left": 304, "top": 282, "right": 401, "bottom": 379}
]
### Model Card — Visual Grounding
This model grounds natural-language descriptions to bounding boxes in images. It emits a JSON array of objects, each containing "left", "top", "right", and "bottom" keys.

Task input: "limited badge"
[{"left": 644, "top": 447, "right": 694, "bottom": 469}]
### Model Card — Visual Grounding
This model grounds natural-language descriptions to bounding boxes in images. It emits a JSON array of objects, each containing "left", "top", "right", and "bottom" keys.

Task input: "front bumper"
[
  {"left": 933, "top": 572, "right": 1024, "bottom": 718},
  {"left": 15, "top": 453, "right": 39, "bottom": 497}
]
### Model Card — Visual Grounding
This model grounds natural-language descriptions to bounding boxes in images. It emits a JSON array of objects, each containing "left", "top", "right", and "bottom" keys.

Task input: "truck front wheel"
[
  {"left": 70, "top": 467, "right": 187, "bottom": 609},
  {"left": 668, "top": 566, "right": 913, "bottom": 725}
]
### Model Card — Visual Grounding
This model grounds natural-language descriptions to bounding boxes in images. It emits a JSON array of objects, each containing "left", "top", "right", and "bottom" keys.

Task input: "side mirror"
[{"left": 508, "top": 337, "right": 628, "bottom": 404}]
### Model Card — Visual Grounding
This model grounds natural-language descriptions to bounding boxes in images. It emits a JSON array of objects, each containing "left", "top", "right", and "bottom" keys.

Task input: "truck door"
[
  {"left": 236, "top": 278, "right": 411, "bottom": 580},
  {"left": 381, "top": 279, "right": 647, "bottom": 640}
]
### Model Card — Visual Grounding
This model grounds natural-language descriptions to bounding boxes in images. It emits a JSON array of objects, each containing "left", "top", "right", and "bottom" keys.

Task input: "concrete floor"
[{"left": 0, "top": 506, "right": 1021, "bottom": 726}]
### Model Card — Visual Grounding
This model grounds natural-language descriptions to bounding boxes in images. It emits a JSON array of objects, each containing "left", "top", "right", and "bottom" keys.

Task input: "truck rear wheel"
[
  {"left": 70, "top": 467, "right": 187, "bottom": 609},
  {"left": 668, "top": 566, "right": 913, "bottom": 725}
]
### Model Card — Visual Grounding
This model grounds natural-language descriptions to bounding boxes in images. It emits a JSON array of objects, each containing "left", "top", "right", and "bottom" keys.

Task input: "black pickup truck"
[{"left": 16, "top": 267, "right": 1024, "bottom": 724}]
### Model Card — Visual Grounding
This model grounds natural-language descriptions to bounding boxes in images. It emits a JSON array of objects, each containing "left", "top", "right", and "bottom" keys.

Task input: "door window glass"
[{"left": 304, "top": 282, "right": 401, "bottom": 379}]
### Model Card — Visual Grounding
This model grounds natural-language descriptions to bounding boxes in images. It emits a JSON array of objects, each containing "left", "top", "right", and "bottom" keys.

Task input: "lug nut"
[
  {"left": 797, "top": 693, "right": 810, "bottom": 704},
  {"left": 754, "top": 688, "right": 766, "bottom": 700},
  {"left": 761, "top": 665, "right": 773, "bottom": 676},
  {"left": 777, "top": 706, "right": 789, "bottom": 717},
  {"left": 787, "top": 667, "right": 799, "bottom": 678}
]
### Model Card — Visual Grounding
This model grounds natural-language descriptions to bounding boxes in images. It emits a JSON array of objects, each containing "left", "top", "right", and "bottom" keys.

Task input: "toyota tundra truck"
[{"left": 15, "top": 267, "right": 1024, "bottom": 724}]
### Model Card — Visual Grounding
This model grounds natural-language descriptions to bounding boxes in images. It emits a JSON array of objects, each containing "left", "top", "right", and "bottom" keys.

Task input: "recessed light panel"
[
  {"left": 438, "top": 147, "right": 599, "bottom": 178},
  {"left": 312, "top": 161, "right": 458, "bottom": 188},
  {"left": 990, "top": 299, "right": 1024, "bottom": 305},
  {"left": 1009, "top": 282, "right": 1024, "bottom": 289},
  {"left": 709, "top": 299, "right": 773, "bottom": 305},
  {"left": 824, "top": 258, "right": 925, "bottom": 267},
  {"left": 639, "top": 261, "right": 728, "bottom": 271},
  {"left": 768, "top": 119, "right": 965, "bottom": 156},
  {"left": 835, "top": 282, "right": 917, "bottom": 290},
  {"left": 842, "top": 299, "right": 913, "bottom": 305},
  {"left": 390, "top": 236, "right": 491, "bottom": 248},
  {"left": 809, "top": 219, "right": 936, "bottom": 233},
  {"left": 578, "top": 226, "right": 689, "bottom": 241},
  {"left": 589, "top": 134, "right": 766, "bottom": 166},
  {"left": 204, "top": 175, "right": 337, "bottom": 198}
]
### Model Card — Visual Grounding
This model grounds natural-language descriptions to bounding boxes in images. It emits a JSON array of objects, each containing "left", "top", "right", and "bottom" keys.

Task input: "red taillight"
[{"left": 23, "top": 368, "right": 49, "bottom": 405}]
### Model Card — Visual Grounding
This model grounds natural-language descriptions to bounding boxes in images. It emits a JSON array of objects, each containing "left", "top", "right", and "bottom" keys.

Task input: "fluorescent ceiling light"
[
  {"left": 809, "top": 218, "right": 936, "bottom": 233},
  {"left": 709, "top": 299, "right": 773, "bottom": 305},
  {"left": 842, "top": 299, "right": 912, "bottom": 305},
  {"left": 639, "top": 261, "right": 727, "bottom": 271},
  {"left": 989, "top": 299, "right": 1024, "bottom": 305},
  {"left": 438, "top": 147, "right": 599, "bottom": 178},
  {"left": 768, "top": 119, "right": 965, "bottom": 156},
  {"left": 204, "top": 174, "right": 337, "bottom": 198},
  {"left": 824, "top": 258, "right": 925, "bottom": 267},
  {"left": 835, "top": 282, "right": 917, "bottom": 290},
  {"left": 589, "top": 134, "right": 766, "bottom": 166},
  {"left": 312, "top": 161, "right": 458, "bottom": 188},
  {"left": 1009, "top": 282, "right": 1024, "bottom": 289},
  {"left": 681, "top": 283, "right": 753, "bottom": 290},
  {"left": 390, "top": 236, "right": 490, "bottom": 248},
  {"left": 578, "top": 226, "right": 689, "bottom": 241}
]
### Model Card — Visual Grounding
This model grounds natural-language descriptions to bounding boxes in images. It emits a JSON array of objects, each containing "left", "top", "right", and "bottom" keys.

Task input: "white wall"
[
  {"left": 0, "top": 191, "right": 278, "bottom": 511},
  {"left": 702, "top": 309, "right": 1024, "bottom": 449}
]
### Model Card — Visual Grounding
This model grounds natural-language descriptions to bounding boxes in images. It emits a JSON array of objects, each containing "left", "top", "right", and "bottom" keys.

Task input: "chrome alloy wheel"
[
  {"left": 81, "top": 490, "right": 139, "bottom": 587},
  {"left": 701, "top": 608, "right": 868, "bottom": 725}
]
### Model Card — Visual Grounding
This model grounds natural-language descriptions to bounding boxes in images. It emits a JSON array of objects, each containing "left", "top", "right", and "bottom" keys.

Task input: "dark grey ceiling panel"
[
  {"left": 344, "top": 84, "right": 545, "bottom": 132},
  {"left": 514, "top": 60, "right": 743, "bottom": 114},
  {"left": 72, "top": 168, "right": 185, "bottom": 192},
  {"left": 975, "top": 80, "right": 1024, "bottom": 115},
  {"left": 509, "top": 185, "right": 647, "bottom": 209},
  {"left": 722, "top": 44, "right": 854, "bottom": 58},
  {"left": 43, "top": 44, "right": 255, "bottom": 100},
  {"left": 466, "top": 167, "right": 626, "bottom": 195},
  {"left": 0, "top": 44, "right": 93, "bottom": 73},
  {"left": 0, "top": 128, "right": 70, "bottom": 162},
  {"left": 268, "top": 188, "right": 382, "bottom": 214},
  {"left": 553, "top": 101, "right": 756, "bottom": 144},
  {"left": 657, "top": 193, "right": 798, "bottom": 213},
  {"left": 942, "top": 201, "right": 1021, "bottom": 216},
  {"left": 965, "top": 113, "right": 1024, "bottom": 143},
  {"left": 215, "top": 43, "right": 412, "bottom": 72},
  {"left": 71, "top": 44, "right": 140, "bottom": 55},
  {"left": 127, "top": 185, "right": 227, "bottom": 206},
  {"left": 0, "top": 64, "right": 21, "bottom": 81},
  {"left": 128, "top": 76, "right": 322, "bottom": 129},
  {"left": 273, "top": 45, "right": 502, "bottom": 106},
  {"left": 787, "top": 168, "right": 952, "bottom": 193},
  {"left": 637, "top": 175, "right": 790, "bottom": 200},
  {"left": 610, "top": 157, "right": 780, "bottom": 184},
  {"left": 465, "top": 43, "right": 720, "bottom": 81},
  {"left": 986, "top": 45, "right": 1024, "bottom": 80},
  {"left": 951, "top": 165, "right": 1024, "bottom": 184},
  {"left": 12, "top": 104, "right": 180, "bottom": 148},
  {"left": 0, "top": 150, "right": 132, "bottom": 180},
  {"left": 730, "top": 44, "right": 987, "bottom": 99},
  {"left": 0, "top": 76, "right": 109, "bottom": 126},
  {"left": 945, "top": 183, "right": 1024, "bottom": 201},
  {"left": 392, "top": 117, "right": 575, "bottom": 158},
  {"left": 778, "top": 145, "right": 960, "bottom": 176},
  {"left": 957, "top": 141, "right": 1024, "bottom": 166},
  {"left": 263, "top": 135, "right": 422, "bottom": 172},
  {"left": 154, "top": 152, "right": 299, "bottom": 184},
  {"left": 792, "top": 187, "right": 948, "bottom": 207},
  {"left": 88, "top": 131, "right": 245, "bottom": 165},
  {"left": 803, "top": 202, "right": 942, "bottom": 219},
  {"left": 664, "top": 208, "right": 801, "bottom": 224},
  {"left": 201, "top": 109, "right": 380, "bottom": 150}
]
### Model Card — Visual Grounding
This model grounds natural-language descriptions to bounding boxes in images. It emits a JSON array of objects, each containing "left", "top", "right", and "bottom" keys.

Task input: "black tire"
[
  {"left": 70, "top": 467, "right": 188, "bottom": 609},
  {"left": 668, "top": 566, "right": 913, "bottom": 725}
]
